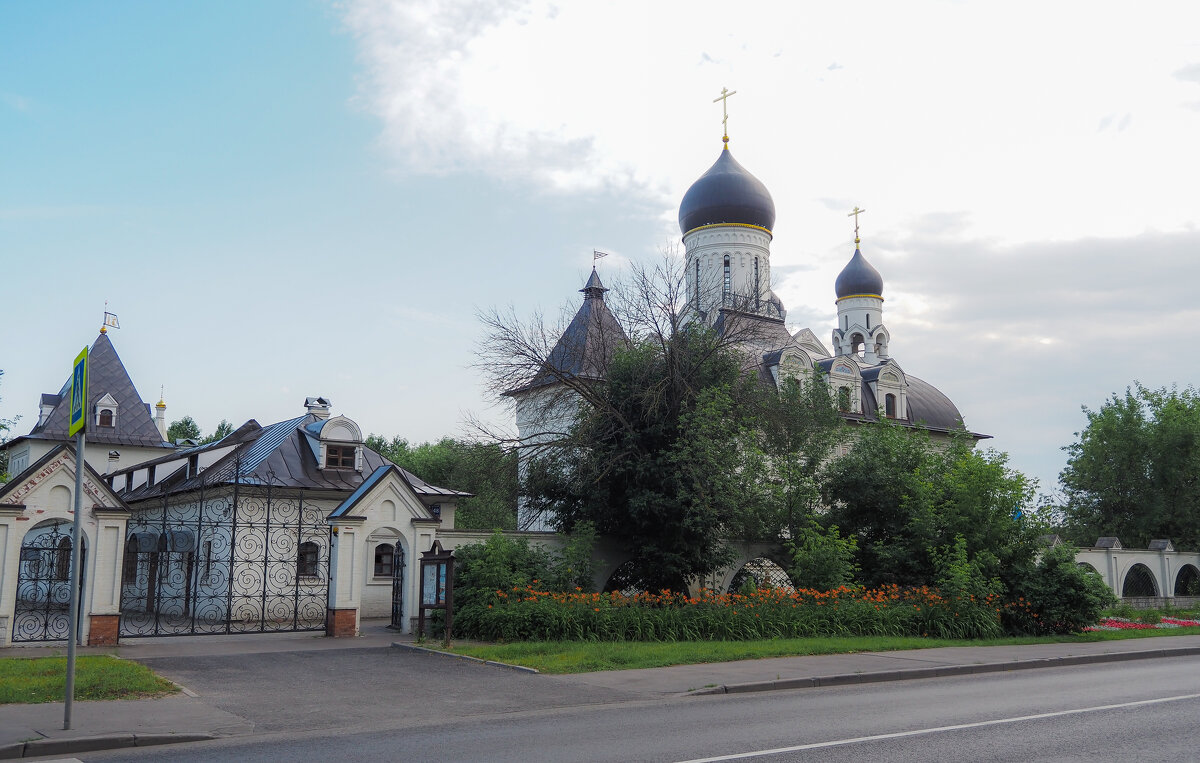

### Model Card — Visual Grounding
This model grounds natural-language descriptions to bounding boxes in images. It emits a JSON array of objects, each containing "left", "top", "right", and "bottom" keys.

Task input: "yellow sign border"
[{"left": 68, "top": 347, "right": 88, "bottom": 437}]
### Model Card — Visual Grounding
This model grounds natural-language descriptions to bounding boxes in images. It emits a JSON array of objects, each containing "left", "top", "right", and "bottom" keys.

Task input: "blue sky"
[{"left": 4, "top": 1, "right": 1200, "bottom": 500}]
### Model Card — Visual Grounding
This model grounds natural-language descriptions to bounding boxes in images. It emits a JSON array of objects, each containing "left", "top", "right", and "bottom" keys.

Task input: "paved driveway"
[{"left": 137, "top": 647, "right": 642, "bottom": 735}]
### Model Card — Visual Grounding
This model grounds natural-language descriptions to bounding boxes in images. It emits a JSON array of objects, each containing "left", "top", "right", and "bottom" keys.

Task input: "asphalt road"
[{"left": 80, "top": 655, "right": 1200, "bottom": 762}]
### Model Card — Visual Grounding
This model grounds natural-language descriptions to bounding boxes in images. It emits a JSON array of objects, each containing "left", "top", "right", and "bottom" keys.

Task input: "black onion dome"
[
  {"left": 834, "top": 248, "right": 884, "bottom": 299},
  {"left": 678, "top": 149, "right": 776, "bottom": 235}
]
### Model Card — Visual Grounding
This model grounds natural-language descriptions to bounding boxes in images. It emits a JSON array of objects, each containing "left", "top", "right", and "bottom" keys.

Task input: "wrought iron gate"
[
  {"left": 13, "top": 521, "right": 85, "bottom": 643},
  {"left": 120, "top": 479, "right": 330, "bottom": 637},
  {"left": 390, "top": 540, "right": 406, "bottom": 629}
]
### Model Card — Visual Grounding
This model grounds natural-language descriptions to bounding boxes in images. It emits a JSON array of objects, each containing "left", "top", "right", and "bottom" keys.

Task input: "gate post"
[
  {"left": 0, "top": 506, "right": 23, "bottom": 646},
  {"left": 87, "top": 508, "right": 129, "bottom": 646},
  {"left": 326, "top": 520, "right": 363, "bottom": 637}
]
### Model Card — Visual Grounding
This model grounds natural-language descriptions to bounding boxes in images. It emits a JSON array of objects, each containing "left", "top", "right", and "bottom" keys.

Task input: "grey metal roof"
[
  {"left": 116, "top": 413, "right": 469, "bottom": 504},
  {"left": 834, "top": 247, "right": 884, "bottom": 299},
  {"left": 678, "top": 148, "right": 776, "bottom": 235},
  {"left": 20, "top": 332, "right": 172, "bottom": 450},
  {"left": 510, "top": 271, "right": 628, "bottom": 394}
]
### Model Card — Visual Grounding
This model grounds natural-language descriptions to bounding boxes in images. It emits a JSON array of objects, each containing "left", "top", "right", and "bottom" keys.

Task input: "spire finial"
[
  {"left": 713, "top": 87, "right": 737, "bottom": 149},
  {"left": 848, "top": 206, "right": 866, "bottom": 245}
]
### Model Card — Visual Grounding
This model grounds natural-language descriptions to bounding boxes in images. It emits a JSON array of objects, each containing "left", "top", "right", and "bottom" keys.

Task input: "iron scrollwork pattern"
[
  {"left": 119, "top": 469, "right": 330, "bottom": 637},
  {"left": 390, "top": 540, "right": 406, "bottom": 629},
  {"left": 13, "top": 520, "right": 83, "bottom": 642}
]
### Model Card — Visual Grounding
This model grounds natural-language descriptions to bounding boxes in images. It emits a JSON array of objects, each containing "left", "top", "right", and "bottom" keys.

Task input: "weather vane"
[
  {"left": 848, "top": 206, "right": 866, "bottom": 244},
  {"left": 713, "top": 87, "right": 737, "bottom": 147}
]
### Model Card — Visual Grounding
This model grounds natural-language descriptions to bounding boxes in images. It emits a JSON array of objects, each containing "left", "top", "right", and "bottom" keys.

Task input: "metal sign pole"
[
  {"left": 64, "top": 345, "right": 88, "bottom": 731},
  {"left": 64, "top": 431, "right": 85, "bottom": 730}
]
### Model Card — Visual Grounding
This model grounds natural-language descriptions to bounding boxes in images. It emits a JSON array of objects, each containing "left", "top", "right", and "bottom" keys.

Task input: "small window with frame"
[
  {"left": 325, "top": 445, "right": 355, "bottom": 469},
  {"left": 374, "top": 543, "right": 394, "bottom": 577}
]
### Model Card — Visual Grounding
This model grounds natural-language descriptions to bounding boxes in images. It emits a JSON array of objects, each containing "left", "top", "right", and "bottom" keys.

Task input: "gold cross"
[
  {"left": 848, "top": 206, "right": 866, "bottom": 244},
  {"left": 713, "top": 87, "right": 737, "bottom": 145}
]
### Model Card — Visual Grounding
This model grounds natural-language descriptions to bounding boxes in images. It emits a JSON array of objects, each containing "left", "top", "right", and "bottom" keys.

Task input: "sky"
[{"left": 3, "top": 0, "right": 1200, "bottom": 499}]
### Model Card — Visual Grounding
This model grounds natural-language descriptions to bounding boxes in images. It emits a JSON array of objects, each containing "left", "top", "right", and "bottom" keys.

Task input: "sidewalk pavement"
[{"left": 5, "top": 625, "right": 1200, "bottom": 759}]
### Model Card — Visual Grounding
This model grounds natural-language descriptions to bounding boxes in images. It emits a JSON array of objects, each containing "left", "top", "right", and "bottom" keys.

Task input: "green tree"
[
  {"left": 1059, "top": 384, "right": 1200, "bottom": 549},
  {"left": 822, "top": 421, "right": 1039, "bottom": 588},
  {"left": 167, "top": 416, "right": 202, "bottom": 443},
  {"left": 524, "top": 324, "right": 843, "bottom": 592},
  {"left": 482, "top": 257, "right": 844, "bottom": 591},
  {"left": 201, "top": 419, "right": 233, "bottom": 444},
  {"left": 365, "top": 435, "right": 518, "bottom": 530},
  {"left": 0, "top": 370, "right": 16, "bottom": 481}
]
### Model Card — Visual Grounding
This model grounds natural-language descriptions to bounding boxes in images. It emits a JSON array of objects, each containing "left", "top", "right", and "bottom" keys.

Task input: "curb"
[
  {"left": 689, "top": 645, "right": 1200, "bottom": 696},
  {"left": 0, "top": 732, "right": 216, "bottom": 760},
  {"left": 390, "top": 642, "right": 540, "bottom": 674}
]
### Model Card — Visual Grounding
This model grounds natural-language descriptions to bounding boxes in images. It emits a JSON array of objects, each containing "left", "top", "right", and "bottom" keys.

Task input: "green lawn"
[
  {"left": 439, "top": 626, "right": 1200, "bottom": 674},
  {"left": 0, "top": 656, "right": 178, "bottom": 704}
]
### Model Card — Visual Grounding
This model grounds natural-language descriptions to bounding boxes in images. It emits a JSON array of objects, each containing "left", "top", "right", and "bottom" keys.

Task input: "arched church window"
[
  {"left": 99, "top": 409, "right": 113, "bottom": 427},
  {"left": 885, "top": 393, "right": 896, "bottom": 418},
  {"left": 694, "top": 259, "right": 700, "bottom": 305},
  {"left": 374, "top": 543, "right": 394, "bottom": 578},
  {"left": 838, "top": 387, "right": 851, "bottom": 412},
  {"left": 754, "top": 257, "right": 760, "bottom": 306},
  {"left": 723, "top": 255, "right": 731, "bottom": 296},
  {"left": 297, "top": 542, "right": 320, "bottom": 578},
  {"left": 866, "top": 314, "right": 870, "bottom": 329}
]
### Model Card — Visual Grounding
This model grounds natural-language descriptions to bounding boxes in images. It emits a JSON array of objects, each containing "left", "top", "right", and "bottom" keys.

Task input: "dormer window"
[
  {"left": 94, "top": 393, "right": 119, "bottom": 428},
  {"left": 310, "top": 414, "right": 364, "bottom": 473},
  {"left": 325, "top": 444, "right": 356, "bottom": 469}
]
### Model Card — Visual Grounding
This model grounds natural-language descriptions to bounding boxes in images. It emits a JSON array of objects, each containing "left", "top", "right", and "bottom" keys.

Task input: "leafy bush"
[
  {"left": 453, "top": 527, "right": 598, "bottom": 639},
  {"left": 785, "top": 520, "right": 859, "bottom": 592},
  {"left": 1004, "top": 544, "right": 1115, "bottom": 634},
  {"left": 456, "top": 584, "right": 1015, "bottom": 642}
]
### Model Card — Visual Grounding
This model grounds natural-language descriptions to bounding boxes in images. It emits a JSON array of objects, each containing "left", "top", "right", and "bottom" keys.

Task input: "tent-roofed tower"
[
  {"left": 505, "top": 268, "right": 628, "bottom": 530},
  {"left": 3, "top": 330, "right": 175, "bottom": 478}
]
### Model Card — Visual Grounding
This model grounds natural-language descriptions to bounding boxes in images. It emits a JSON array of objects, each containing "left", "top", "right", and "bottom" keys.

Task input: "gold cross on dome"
[
  {"left": 848, "top": 206, "right": 866, "bottom": 243},
  {"left": 713, "top": 87, "right": 737, "bottom": 145}
]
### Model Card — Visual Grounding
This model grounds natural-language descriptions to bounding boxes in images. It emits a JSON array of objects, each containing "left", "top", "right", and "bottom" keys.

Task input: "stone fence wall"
[{"left": 1074, "top": 542, "right": 1200, "bottom": 607}]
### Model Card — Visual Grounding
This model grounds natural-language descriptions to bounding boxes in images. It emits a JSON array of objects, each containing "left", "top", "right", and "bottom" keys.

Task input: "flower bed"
[
  {"left": 1084, "top": 617, "right": 1200, "bottom": 631},
  {"left": 456, "top": 583, "right": 1028, "bottom": 642}
]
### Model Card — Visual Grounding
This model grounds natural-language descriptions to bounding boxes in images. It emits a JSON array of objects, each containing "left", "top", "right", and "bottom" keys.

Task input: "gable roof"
[
  {"left": 18, "top": 332, "right": 170, "bottom": 449},
  {"left": 0, "top": 442, "right": 130, "bottom": 511}
]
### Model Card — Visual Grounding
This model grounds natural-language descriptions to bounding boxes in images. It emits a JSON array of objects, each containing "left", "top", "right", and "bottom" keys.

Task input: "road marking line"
[{"left": 676, "top": 692, "right": 1200, "bottom": 762}]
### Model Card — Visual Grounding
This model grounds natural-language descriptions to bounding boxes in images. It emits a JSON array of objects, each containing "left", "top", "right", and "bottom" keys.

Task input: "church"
[
  {"left": 0, "top": 123, "right": 982, "bottom": 648},
  {"left": 510, "top": 131, "right": 981, "bottom": 531}
]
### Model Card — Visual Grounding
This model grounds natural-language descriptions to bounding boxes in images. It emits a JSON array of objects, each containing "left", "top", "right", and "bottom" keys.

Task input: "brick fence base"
[
  {"left": 88, "top": 614, "right": 120, "bottom": 646},
  {"left": 326, "top": 608, "right": 358, "bottom": 638}
]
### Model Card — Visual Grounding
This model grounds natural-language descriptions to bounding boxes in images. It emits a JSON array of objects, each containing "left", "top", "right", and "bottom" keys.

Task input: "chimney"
[
  {"left": 304, "top": 396, "right": 332, "bottom": 420},
  {"left": 38, "top": 394, "right": 60, "bottom": 427}
]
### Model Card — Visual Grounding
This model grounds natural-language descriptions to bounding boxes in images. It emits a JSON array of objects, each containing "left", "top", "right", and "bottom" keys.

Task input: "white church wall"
[{"left": 684, "top": 226, "right": 772, "bottom": 316}]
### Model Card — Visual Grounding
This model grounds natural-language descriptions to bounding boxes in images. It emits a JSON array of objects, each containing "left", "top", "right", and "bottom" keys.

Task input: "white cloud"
[
  {"left": 342, "top": 0, "right": 1200, "bottom": 488},
  {"left": 345, "top": 0, "right": 1200, "bottom": 251}
]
